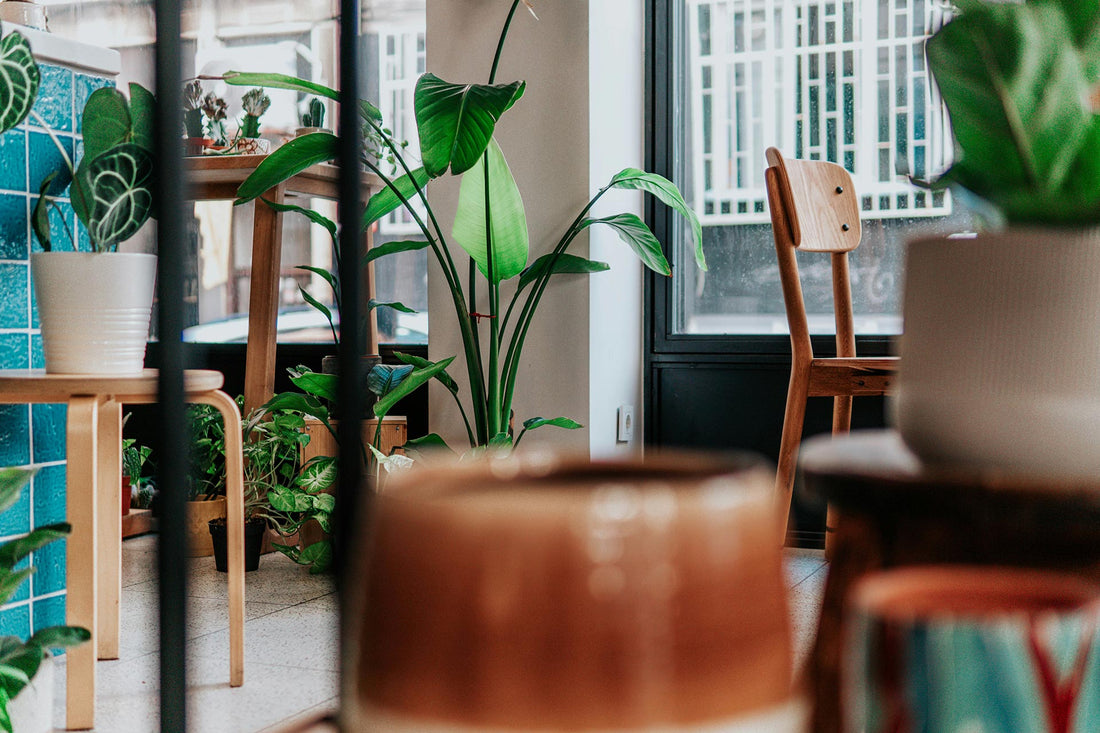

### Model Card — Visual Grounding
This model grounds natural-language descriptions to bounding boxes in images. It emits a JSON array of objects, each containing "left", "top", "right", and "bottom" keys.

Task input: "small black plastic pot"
[{"left": 208, "top": 518, "right": 266, "bottom": 572}]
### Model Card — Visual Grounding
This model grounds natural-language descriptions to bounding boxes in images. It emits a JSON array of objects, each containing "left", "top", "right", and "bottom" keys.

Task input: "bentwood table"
[
  {"left": 0, "top": 370, "right": 246, "bottom": 730},
  {"left": 185, "top": 156, "right": 382, "bottom": 415}
]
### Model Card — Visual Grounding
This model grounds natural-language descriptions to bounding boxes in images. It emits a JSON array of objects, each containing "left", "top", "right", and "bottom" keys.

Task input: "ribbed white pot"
[
  {"left": 896, "top": 229, "right": 1100, "bottom": 478},
  {"left": 32, "top": 252, "right": 157, "bottom": 375},
  {"left": 8, "top": 652, "right": 53, "bottom": 733}
]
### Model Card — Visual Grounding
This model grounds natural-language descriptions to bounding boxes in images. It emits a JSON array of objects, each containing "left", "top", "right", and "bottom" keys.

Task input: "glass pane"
[{"left": 671, "top": 0, "right": 971, "bottom": 336}]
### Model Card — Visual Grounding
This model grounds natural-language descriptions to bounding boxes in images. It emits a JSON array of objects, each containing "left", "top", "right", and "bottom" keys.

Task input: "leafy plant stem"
[
  {"left": 47, "top": 201, "right": 76, "bottom": 250},
  {"left": 483, "top": 152, "right": 503, "bottom": 435},
  {"left": 489, "top": 0, "right": 524, "bottom": 85},
  {"left": 30, "top": 110, "right": 74, "bottom": 175}
]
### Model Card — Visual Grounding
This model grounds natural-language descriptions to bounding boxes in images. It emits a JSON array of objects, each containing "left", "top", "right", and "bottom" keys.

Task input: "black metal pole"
[
  {"left": 153, "top": 0, "right": 188, "bottom": 728},
  {"left": 335, "top": 0, "right": 364, "bottom": 584}
]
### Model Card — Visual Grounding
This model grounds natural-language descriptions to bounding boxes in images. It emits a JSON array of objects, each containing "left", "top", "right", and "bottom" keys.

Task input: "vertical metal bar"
[
  {"left": 153, "top": 0, "right": 188, "bottom": 728},
  {"left": 335, "top": 0, "right": 364, "bottom": 584}
]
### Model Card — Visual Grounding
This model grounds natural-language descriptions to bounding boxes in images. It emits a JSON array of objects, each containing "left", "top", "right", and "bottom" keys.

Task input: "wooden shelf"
[{"left": 122, "top": 507, "right": 155, "bottom": 538}]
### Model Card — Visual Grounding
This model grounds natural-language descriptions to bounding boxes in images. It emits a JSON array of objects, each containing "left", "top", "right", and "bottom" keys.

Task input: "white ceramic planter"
[
  {"left": 896, "top": 229, "right": 1100, "bottom": 478},
  {"left": 32, "top": 252, "right": 157, "bottom": 375},
  {"left": 8, "top": 652, "right": 54, "bottom": 733}
]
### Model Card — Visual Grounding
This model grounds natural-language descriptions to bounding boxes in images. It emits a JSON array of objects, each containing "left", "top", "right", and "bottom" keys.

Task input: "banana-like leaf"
[
  {"left": 414, "top": 74, "right": 525, "bottom": 176},
  {"left": 360, "top": 99, "right": 383, "bottom": 124},
  {"left": 581, "top": 213, "right": 671, "bottom": 276},
  {"left": 362, "top": 168, "right": 430, "bottom": 228},
  {"left": 374, "top": 357, "right": 455, "bottom": 419},
  {"left": 927, "top": 1, "right": 1090, "bottom": 212},
  {"left": 367, "top": 364, "right": 413, "bottom": 397},
  {"left": 297, "top": 265, "right": 337, "bottom": 292},
  {"left": 0, "top": 523, "right": 70, "bottom": 568},
  {"left": 609, "top": 169, "right": 705, "bottom": 270},
  {"left": 393, "top": 351, "right": 459, "bottom": 395},
  {"left": 518, "top": 253, "right": 609, "bottom": 292},
  {"left": 297, "top": 286, "right": 334, "bottom": 333},
  {"left": 81, "top": 88, "right": 131, "bottom": 162},
  {"left": 262, "top": 392, "right": 331, "bottom": 428},
  {"left": 223, "top": 71, "right": 339, "bottom": 101},
  {"left": 453, "top": 138, "right": 528, "bottom": 283},
  {"left": 363, "top": 239, "right": 429, "bottom": 265},
  {"left": 262, "top": 198, "right": 337, "bottom": 239},
  {"left": 403, "top": 432, "right": 455, "bottom": 456},
  {"left": 0, "top": 32, "right": 39, "bottom": 135},
  {"left": 0, "top": 468, "right": 32, "bottom": 516},
  {"left": 78, "top": 143, "right": 154, "bottom": 250},
  {"left": 236, "top": 132, "right": 337, "bottom": 203},
  {"left": 368, "top": 299, "right": 416, "bottom": 314},
  {"left": 289, "top": 370, "right": 338, "bottom": 403},
  {"left": 128, "top": 83, "right": 156, "bottom": 153},
  {"left": 522, "top": 416, "right": 582, "bottom": 431}
]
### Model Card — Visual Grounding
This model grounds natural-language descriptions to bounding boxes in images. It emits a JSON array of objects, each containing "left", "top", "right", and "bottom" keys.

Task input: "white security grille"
[
  {"left": 377, "top": 26, "right": 427, "bottom": 236},
  {"left": 687, "top": 0, "right": 953, "bottom": 225}
]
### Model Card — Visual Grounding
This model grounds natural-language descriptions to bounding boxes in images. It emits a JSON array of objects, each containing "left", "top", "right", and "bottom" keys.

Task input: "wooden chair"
[{"left": 764, "top": 147, "right": 898, "bottom": 550}]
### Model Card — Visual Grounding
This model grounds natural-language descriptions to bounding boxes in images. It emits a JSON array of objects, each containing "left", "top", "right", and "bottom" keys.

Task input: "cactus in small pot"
[
  {"left": 201, "top": 92, "right": 229, "bottom": 146},
  {"left": 299, "top": 97, "right": 325, "bottom": 130},
  {"left": 239, "top": 87, "right": 269, "bottom": 139},
  {"left": 182, "top": 79, "right": 204, "bottom": 139}
]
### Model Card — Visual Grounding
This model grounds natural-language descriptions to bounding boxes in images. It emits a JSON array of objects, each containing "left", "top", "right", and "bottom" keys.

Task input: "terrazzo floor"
[{"left": 47, "top": 536, "right": 827, "bottom": 732}]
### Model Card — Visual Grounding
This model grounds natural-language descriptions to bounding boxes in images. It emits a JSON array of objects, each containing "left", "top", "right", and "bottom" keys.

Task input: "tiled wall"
[{"left": 0, "top": 61, "right": 112, "bottom": 638}]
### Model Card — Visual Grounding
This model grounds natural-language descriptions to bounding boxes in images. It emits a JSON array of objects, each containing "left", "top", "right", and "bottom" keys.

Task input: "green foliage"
[
  {"left": 0, "top": 32, "right": 39, "bottom": 135},
  {"left": 0, "top": 468, "right": 89, "bottom": 730},
  {"left": 453, "top": 138, "right": 529, "bottom": 283},
  {"left": 188, "top": 404, "right": 227, "bottom": 501},
  {"left": 926, "top": 0, "right": 1100, "bottom": 223}
]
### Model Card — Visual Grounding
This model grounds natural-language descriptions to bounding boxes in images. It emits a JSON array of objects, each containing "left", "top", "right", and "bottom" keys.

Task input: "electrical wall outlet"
[{"left": 617, "top": 405, "right": 634, "bottom": 443}]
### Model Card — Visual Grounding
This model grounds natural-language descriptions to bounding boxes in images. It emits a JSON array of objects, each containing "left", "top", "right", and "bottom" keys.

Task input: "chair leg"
[
  {"left": 775, "top": 366, "right": 811, "bottom": 544},
  {"left": 192, "top": 390, "right": 245, "bottom": 687},
  {"left": 96, "top": 400, "right": 122, "bottom": 661},
  {"left": 66, "top": 397, "right": 99, "bottom": 731},
  {"left": 824, "top": 396, "right": 855, "bottom": 559}
]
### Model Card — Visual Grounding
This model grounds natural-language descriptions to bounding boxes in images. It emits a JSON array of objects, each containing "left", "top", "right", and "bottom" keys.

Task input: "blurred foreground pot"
[{"left": 343, "top": 453, "right": 804, "bottom": 731}]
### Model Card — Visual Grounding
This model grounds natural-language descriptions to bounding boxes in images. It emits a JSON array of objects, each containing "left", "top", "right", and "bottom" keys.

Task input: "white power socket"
[{"left": 616, "top": 405, "right": 634, "bottom": 443}]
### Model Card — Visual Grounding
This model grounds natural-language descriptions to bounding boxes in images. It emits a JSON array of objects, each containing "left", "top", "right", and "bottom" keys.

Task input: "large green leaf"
[
  {"left": 299, "top": 539, "right": 333, "bottom": 574},
  {"left": 261, "top": 392, "right": 330, "bottom": 427},
  {"left": 362, "top": 167, "right": 430, "bottom": 227},
  {"left": 27, "top": 626, "right": 90, "bottom": 650},
  {"left": 298, "top": 456, "right": 337, "bottom": 493},
  {"left": 0, "top": 523, "right": 70, "bottom": 568},
  {"left": 236, "top": 132, "right": 337, "bottom": 203},
  {"left": 414, "top": 74, "right": 525, "bottom": 177},
  {"left": 0, "top": 32, "right": 39, "bottom": 135},
  {"left": 367, "top": 364, "right": 413, "bottom": 398},
  {"left": 77, "top": 143, "right": 154, "bottom": 250},
  {"left": 453, "top": 138, "right": 528, "bottom": 283},
  {"left": 393, "top": 351, "right": 458, "bottom": 395},
  {"left": 81, "top": 88, "right": 131, "bottom": 162},
  {"left": 581, "top": 213, "right": 671, "bottom": 276},
  {"left": 927, "top": 1, "right": 1091, "bottom": 214},
  {"left": 608, "top": 169, "right": 705, "bottom": 270},
  {"left": 128, "top": 83, "right": 156, "bottom": 153},
  {"left": 223, "top": 71, "right": 339, "bottom": 101},
  {"left": 403, "top": 433, "right": 455, "bottom": 456},
  {"left": 0, "top": 468, "right": 32, "bottom": 516},
  {"left": 363, "top": 239, "right": 429, "bottom": 265},
  {"left": 522, "top": 416, "right": 583, "bottom": 431},
  {"left": 374, "top": 357, "right": 455, "bottom": 419},
  {"left": 289, "top": 370, "right": 338, "bottom": 403},
  {"left": 518, "top": 253, "right": 609, "bottom": 292}
]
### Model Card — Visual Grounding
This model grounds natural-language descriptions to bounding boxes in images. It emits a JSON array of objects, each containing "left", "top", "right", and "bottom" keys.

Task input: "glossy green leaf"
[
  {"left": 367, "top": 364, "right": 413, "bottom": 397},
  {"left": 403, "top": 433, "right": 455, "bottom": 455},
  {"left": 81, "top": 88, "right": 131, "bottom": 162},
  {"left": 236, "top": 132, "right": 337, "bottom": 203},
  {"left": 363, "top": 239, "right": 429, "bottom": 266},
  {"left": 522, "top": 416, "right": 583, "bottom": 431},
  {"left": 0, "top": 523, "right": 70, "bottom": 568},
  {"left": 359, "top": 99, "right": 383, "bottom": 124},
  {"left": 0, "top": 468, "right": 32, "bottom": 516},
  {"left": 261, "top": 392, "right": 330, "bottom": 427},
  {"left": 0, "top": 32, "right": 39, "bottom": 135},
  {"left": 518, "top": 253, "right": 609, "bottom": 291},
  {"left": 414, "top": 74, "right": 525, "bottom": 176},
  {"left": 223, "top": 71, "right": 339, "bottom": 101},
  {"left": 262, "top": 198, "right": 337, "bottom": 238},
  {"left": 368, "top": 299, "right": 416, "bottom": 314},
  {"left": 393, "top": 351, "right": 458, "bottom": 395},
  {"left": 299, "top": 540, "right": 333, "bottom": 573},
  {"left": 288, "top": 370, "right": 338, "bottom": 403},
  {"left": 609, "top": 169, "right": 705, "bottom": 270},
  {"left": 374, "top": 357, "right": 455, "bottom": 419},
  {"left": 362, "top": 168, "right": 430, "bottom": 228},
  {"left": 128, "top": 83, "right": 156, "bottom": 153},
  {"left": 581, "top": 213, "right": 671, "bottom": 276},
  {"left": 312, "top": 494, "right": 336, "bottom": 513},
  {"left": 453, "top": 138, "right": 528, "bottom": 283},
  {"left": 77, "top": 143, "right": 154, "bottom": 250},
  {"left": 298, "top": 456, "right": 337, "bottom": 493},
  {"left": 30, "top": 173, "right": 56, "bottom": 252}
]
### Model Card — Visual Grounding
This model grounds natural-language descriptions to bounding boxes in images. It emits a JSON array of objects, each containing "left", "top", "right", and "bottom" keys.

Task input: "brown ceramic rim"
[{"left": 851, "top": 565, "right": 1100, "bottom": 623}]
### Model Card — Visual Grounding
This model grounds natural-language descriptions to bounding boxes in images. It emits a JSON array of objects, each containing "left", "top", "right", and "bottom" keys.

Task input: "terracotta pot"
[
  {"left": 845, "top": 566, "right": 1100, "bottom": 733},
  {"left": 184, "top": 137, "right": 211, "bottom": 157},
  {"left": 185, "top": 497, "right": 226, "bottom": 557},
  {"left": 121, "top": 476, "right": 131, "bottom": 516},
  {"left": 344, "top": 452, "right": 801, "bottom": 731}
]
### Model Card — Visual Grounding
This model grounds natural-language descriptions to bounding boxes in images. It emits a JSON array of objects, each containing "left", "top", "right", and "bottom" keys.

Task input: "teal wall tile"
[
  {"left": 32, "top": 465, "right": 66, "bottom": 529},
  {"left": 31, "top": 541, "right": 64, "bottom": 596},
  {"left": 31, "top": 334, "right": 43, "bottom": 368},
  {"left": 0, "top": 129, "right": 26, "bottom": 192},
  {"left": 30, "top": 65, "right": 74, "bottom": 133},
  {"left": 46, "top": 201, "right": 76, "bottom": 253},
  {"left": 0, "top": 263, "right": 28, "bottom": 329},
  {"left": 74, "top": 74, "right": 112, "bottom": 134},
  {"left": 0, "top": 405, "right": 30, "bottom": 466},
  {"left": 28, "top": 132, "right": 73, "bottom": 199},
  {"left": 8, "top": 558, "right": 29, "bottom": 604},
  {"left": 0, "top": 333, "right": 29, "bottom": 369},
  {"left": 0, "top": 605, "right": 30, "bottom": 639},
  {"left": 31, "top": 406, "right": 65, "bottom": 464},
  {"left": 0, "top": 194, "right": 27, "bottom": 260},
  {"left": 32, "top": 595, "right": 65, "bottom": 633},
  {"left": 0, "top": 473, "right": 29, "bottom": 536}
]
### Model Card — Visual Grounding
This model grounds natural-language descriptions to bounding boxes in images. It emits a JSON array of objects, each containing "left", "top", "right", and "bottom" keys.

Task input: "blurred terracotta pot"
[{"left": 343, "top": 452, "right": 802, "bottom": 731}]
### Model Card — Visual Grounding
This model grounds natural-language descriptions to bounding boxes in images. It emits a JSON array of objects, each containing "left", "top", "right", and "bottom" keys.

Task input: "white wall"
[{"left": 426, "top": 0, "right": 645, "bottom": 456}]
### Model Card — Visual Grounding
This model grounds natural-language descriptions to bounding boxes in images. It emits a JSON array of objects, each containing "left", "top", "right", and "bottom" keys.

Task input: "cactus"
[{"left": 301, "top": 97, "right": 325, "bottom": 129}]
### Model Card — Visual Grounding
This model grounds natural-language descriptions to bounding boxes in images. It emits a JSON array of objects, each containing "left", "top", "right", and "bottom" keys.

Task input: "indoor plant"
[
  {"left": 223, "top": 0, "right": 706, "bottom": 453},
  {"left": 295, "top": 96, "right": 327, "bottom": 136},
  {"left": 0, "top": 467, "right": 90, "bottom": 733},
  {"left": 897, "top": 0, "right": 1100, "bottom": 476},
  {"left": 234, "top": 87, "right": 271, "bottom": 154},
  {"left": 182, "top": 79, "right": 206, "bottom": 155},
  {"left": 186, "top": 403, "right": 231, "bottom": 557}
]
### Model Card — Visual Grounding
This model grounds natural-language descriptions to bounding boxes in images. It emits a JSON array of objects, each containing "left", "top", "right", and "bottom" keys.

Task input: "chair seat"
[
  {"left": 0, "top": 368, "right": 225, "bottom": 402},
  {"left": 808, "top": 357, "right": 898, "bottom": 397}
]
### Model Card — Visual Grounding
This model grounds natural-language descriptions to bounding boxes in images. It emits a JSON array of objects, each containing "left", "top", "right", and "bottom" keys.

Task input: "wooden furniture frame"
[
  {"left": 764, "top": 147, "right": 898, "bottom": 547},
  {"left": 0, "top": 370, "right": 245, "bottom": 730},
  {"left": 186, "top": 156, "right": 381, "bottom": 414}
]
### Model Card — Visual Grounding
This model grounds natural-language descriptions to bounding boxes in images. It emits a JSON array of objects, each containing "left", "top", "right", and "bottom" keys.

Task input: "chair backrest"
[{"left": 764, "top": 147, "right": 861, "bottom": 360}]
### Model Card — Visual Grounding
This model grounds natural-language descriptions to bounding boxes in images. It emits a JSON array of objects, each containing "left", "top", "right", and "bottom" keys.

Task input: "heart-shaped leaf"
[
  {"left": 0, "top": 32, "right": 39, "bottom": 135},
  {"left": 609, "top": 169, "right": 705, "bottom": 270},
  {"left": 78, "top": 143, "right": 154, "bottom": 250},
  {"left": 298, "top": 456, "right": 337, "bottom": 493},
  {"left": 453, "top": 138, "right": 528, "bottom": 283},
  {"left": 81, "top": 87, "right": 131, "bottom": 162},
  {"left": 581, "top": 213, "right": 671, "bottom": 275},
  {"left": 128, "top": 82, "right": 156, "bottom": 153},
  {"left": 236, "top": 132, "right": 337, "bottom": 203},
  {"left": 414, "top": 74, "right": 525, "bottom": 176}
]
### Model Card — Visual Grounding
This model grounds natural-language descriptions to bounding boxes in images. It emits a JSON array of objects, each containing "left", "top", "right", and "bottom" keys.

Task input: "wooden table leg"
[
  {"left": 66, "top": 396, "right": 99, "bottom": 730},
  {"left": 96, "top": 399, "right": 121, "bottom": 661},
  {"left": 243, "top": 184, "right": 286, "bottom": 416}
]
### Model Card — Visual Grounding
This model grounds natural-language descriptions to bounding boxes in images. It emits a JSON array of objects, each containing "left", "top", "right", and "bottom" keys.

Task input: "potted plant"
[
  {"left": 222, "top": 0, "right": 706, "bottom": 454},
  {"left": 234, "top": 87, "right": 271, "bottom": 154},
  {"left": 185, "top": 403, "right": 231, "bottom": 557},
  {"left": 4, "top": 33, "right": 158, "bottom": 376},
  {"left": 295, "top": 96, "right": 327, "bottom": 136},
  {"left": 896, "top": 0, "right": 1100, "bottom": 476},
  {"left": 182, "top": 79, "right": 206, "bottom": 156},
  {"left": 121, "top": 427, "right": 152, "bottom": 516},
  {"left": 0, "top": 467, "right": 90, "bottom": 733}
]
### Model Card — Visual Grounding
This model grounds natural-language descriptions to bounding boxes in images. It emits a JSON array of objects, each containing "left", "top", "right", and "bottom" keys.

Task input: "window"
[{"left": 666, "top": 0, "right": 973, "bottom": 338}]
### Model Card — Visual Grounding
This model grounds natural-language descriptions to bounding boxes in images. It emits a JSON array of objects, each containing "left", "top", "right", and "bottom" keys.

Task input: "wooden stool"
[
  {"left": 0, "top": 369, "right": 245, "bottom": 730},
  {"left": 799, "top": 430, "right": 1100, "bottom": 733}
]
